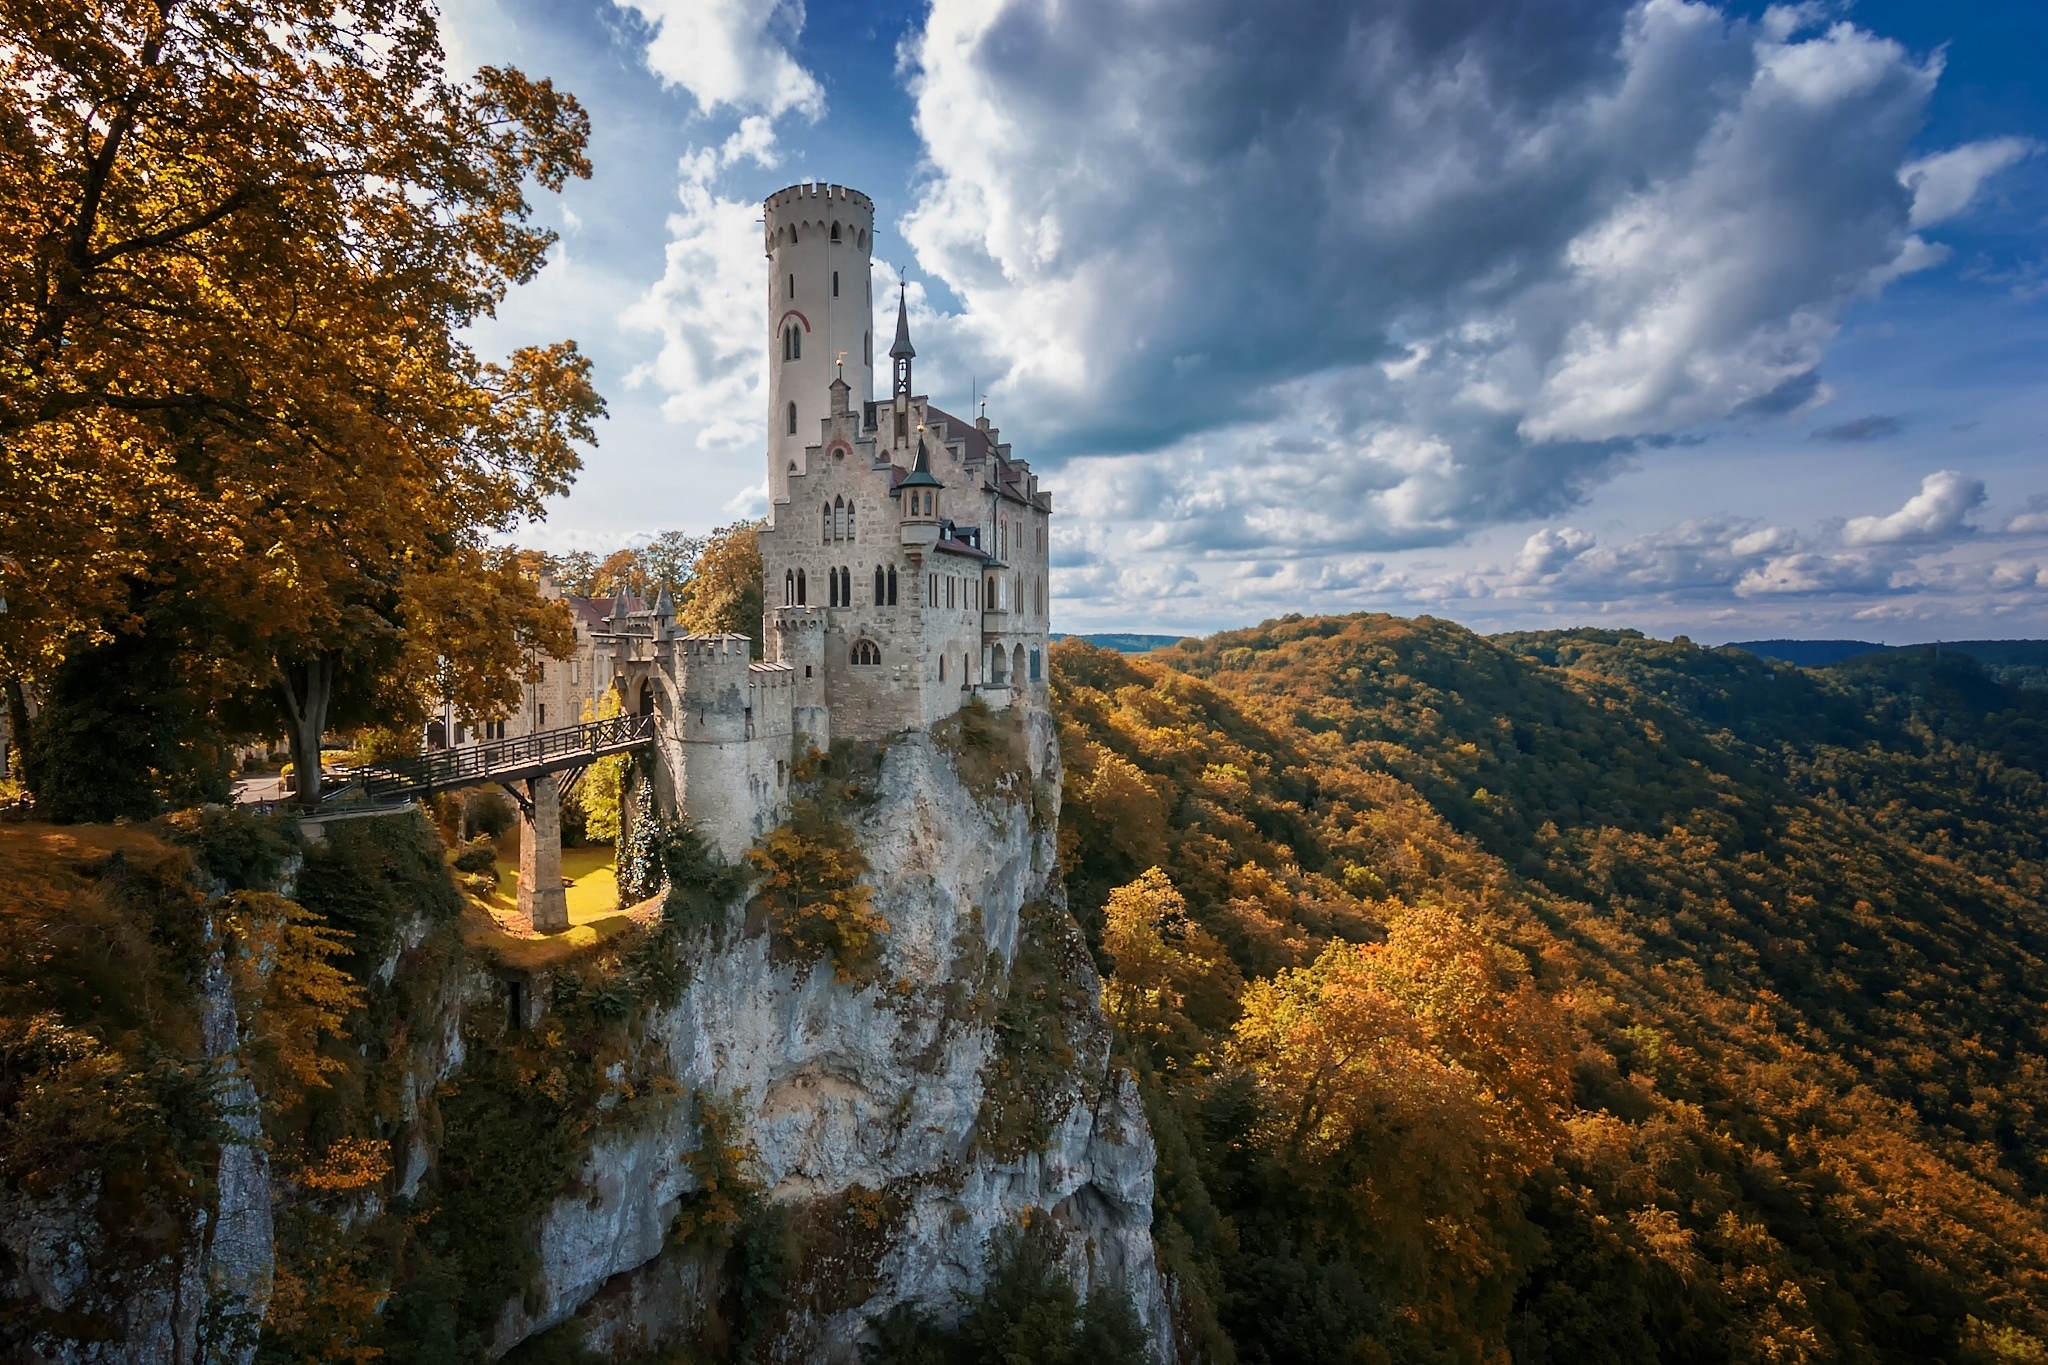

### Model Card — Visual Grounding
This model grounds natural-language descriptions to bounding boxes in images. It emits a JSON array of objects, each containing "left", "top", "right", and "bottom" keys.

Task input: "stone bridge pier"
[{"left": 516, "top": 773, "right": 569, "bottom": 934}]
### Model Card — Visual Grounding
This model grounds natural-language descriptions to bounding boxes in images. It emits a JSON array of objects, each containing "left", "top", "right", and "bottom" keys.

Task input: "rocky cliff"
[
  {"left": 491, "top": 707, "right": 1167, "bottom": 1357},
  {"left": 0, "top": 705, "right": 1166, "bottom": 1361}
]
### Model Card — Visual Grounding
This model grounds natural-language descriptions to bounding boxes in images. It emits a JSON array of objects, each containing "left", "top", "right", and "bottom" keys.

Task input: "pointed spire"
[
  {"left": 901, "top": 435, "right": 943, "bottom": 489},
  {"left": 654, "top": 582, "right": 675, "bottom": 617},
  {"left": 890, "top": 282, "right": 916, "bottom": 359}
]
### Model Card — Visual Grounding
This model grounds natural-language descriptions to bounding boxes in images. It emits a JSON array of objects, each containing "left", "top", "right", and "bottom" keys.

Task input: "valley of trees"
[{"left": 1055, "top": 617, "right": 2048, "bottom": 1363}]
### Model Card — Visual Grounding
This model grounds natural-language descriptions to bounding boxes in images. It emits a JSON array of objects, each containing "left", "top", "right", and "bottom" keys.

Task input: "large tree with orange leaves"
[{"left": 0, "top": 0, "right": 599, "bottom": 807}]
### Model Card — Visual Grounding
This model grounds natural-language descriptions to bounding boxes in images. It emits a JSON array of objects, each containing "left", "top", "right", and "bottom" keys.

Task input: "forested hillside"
[{"left": 1053, "top": 615, "right": 2048, "bottom": 1364}]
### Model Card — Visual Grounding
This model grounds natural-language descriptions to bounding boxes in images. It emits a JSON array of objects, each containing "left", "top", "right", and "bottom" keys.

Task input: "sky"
[{"left": 442, "top": 0, "right": 2048, "bottom": 644}]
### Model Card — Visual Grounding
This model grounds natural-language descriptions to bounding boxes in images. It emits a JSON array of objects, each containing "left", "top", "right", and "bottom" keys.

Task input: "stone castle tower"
[
  {"left": 595, "top": 182, "right": 1054, "bottom": 862},
  {"left": 757, "top": 181, "right": 1053, "bottom": 746}
]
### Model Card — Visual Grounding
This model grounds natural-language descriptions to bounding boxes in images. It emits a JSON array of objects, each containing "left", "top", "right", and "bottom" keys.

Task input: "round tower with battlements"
[{"left": 765, "top": 183, "right": 875, "bottom": 512}]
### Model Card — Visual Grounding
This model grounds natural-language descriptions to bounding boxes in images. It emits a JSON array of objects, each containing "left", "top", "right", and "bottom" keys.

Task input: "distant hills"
[
  {"left": 1049, "top": 632, "right": 1187, "bottom": 654},
  {"left": 1727, "top": 637, "right": 2048, "bottom": 689}
]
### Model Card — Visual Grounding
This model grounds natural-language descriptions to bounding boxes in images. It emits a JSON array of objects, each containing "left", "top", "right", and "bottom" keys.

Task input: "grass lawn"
[{"left": 460, "top": 844, "right": 662, "bottom": 967}]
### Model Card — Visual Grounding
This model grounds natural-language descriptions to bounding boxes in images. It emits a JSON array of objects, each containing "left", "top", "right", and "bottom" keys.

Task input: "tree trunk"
[
  {"left": 276, "top": 654, "right": 336, "bottom": 812},
  {"left": 2, "top": 676, "right": 31, "bottom": 791}
]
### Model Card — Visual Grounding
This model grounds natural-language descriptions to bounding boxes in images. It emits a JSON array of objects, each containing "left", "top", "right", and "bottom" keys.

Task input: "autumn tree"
[
  {"left": 746, "top": 799, "right": 887, "bottom": 982},
  {"left": 1099, "top": 866, "right": 1240, "bottom": 1065},
  {"left": 680, "top": 520, "right": 764, "bottom": 656},
  {"left": 0, "top": 0, "right": 601, "bottom": 810}
]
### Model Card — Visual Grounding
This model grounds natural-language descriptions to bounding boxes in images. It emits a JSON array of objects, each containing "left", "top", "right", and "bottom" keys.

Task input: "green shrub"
[
  {"left": 293, "top": 809, "right": 462, "bottom": 980},
  {"left": 974, "top": 901, "right": 1093, "bottom": 1160},
  {"left": 160, "top": 805, "right": 298, "bottom": 891},
  {"left": 451, "top": 837, "right": 499, "bottom": 875},
  {"left": 747, "top": 800, "right": 888, "bottom": 985},
  {"left": 465, "top": 790, "right": 516, "bottom": 839}
]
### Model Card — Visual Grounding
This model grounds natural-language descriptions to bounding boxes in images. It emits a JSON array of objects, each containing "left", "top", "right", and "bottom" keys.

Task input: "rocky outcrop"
[
  {"left": 0, "top": 918, "right": 275, "bottom": 1364},
  {"left": 494, "top": 708, "right": 1169, "bottom": 1359}
]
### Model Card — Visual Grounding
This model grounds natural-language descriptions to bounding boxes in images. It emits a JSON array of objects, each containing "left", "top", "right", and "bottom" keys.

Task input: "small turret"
[{"left": 900, "top": 436, "right": 941, "bottom": 554}]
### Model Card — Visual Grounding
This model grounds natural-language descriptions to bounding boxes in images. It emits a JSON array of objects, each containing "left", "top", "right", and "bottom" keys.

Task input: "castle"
[{"left": 488, "top": 183, "right": 1053, "bottom": 862}]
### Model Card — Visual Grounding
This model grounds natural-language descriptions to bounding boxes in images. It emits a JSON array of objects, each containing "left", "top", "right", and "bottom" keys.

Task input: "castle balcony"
[
  {"left": 900, "top": 521, "right": 939, "bottom": 553},
  {"left": 980, "top": 608, "right": 1009, "bottom": 634}
]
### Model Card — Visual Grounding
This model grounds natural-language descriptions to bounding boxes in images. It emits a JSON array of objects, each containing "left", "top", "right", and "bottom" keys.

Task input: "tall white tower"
[{"left": 764, "top": 183, "right": 876, "bottom": 513}]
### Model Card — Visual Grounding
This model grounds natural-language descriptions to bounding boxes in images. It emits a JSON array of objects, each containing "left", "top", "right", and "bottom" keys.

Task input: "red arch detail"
[{"left": 777, "top": 309, "right": 813, "bottom": 334}]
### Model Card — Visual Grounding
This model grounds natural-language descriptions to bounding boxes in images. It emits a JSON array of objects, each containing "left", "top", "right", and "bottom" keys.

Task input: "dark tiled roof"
[
  {"left": 935, "top": 532, "right": 990, "bottom": 561},
  {"left": 922, "top": 405, "right": 991, "bottom": 464}
]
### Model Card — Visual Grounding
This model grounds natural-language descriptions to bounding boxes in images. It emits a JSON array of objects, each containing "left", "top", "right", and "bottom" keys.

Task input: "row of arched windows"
[
  {"left": 822, "top": 496, "right": 856, "bottom": 543},
  {"left": 782, "top": 323, "right": 802, "bottom": 361},
  {"left": 983, "top": 643, "right": 1041, "bottom": 685},
  {"left": 786, "top": 563, "right": 899, "bottom": 609},
  {"left": 781, "top": 562, "right": 1033, "bottom": 617},
  {"left": 850, "top": 639, "right": 881, "bottom": 665}
]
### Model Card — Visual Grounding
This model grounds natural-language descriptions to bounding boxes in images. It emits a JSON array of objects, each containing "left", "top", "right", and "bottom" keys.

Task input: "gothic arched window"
[
  {"left": 847, "top": 501, "right": 856, "bottom": 541},
  {"left": 840, "top": 566, "right": 851, "bottom": 606},
  {"left": 874, "top": 565, "right": 886, "bottom": 604},
  {"left": 796, "top": 568, "right": 807, "bottom": 606},
  {"left": 787, "top": 401, "right": 797, "bottom": 434},
  {"left": 784, "top": 569, "right": 794, "bottom": 605},
  {"left": 864, "top": 330, "right": 871, "bottom": 366},
  {"left": 830, "top": 221, "right": 841, "bottom": 242},
  {"left": 887, "top": 566, "right": 898, "bottom": 606},
  {"left": 851, "top": 640, "right": 881, "bottom": 666},
  {"left": 828, "top": 569, "right": 839, "bottom": 608},
  {"left": 822, "top": 502, "right": 831, "bottom": 544},
  {"left": 833, "top": 496, "right": 845, "bottom": 541}
]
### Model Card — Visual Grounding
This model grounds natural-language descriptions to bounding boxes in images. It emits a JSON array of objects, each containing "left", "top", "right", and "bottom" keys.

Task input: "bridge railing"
[{"left": 336, "top": 712, "right": 657, "bottom": 804}]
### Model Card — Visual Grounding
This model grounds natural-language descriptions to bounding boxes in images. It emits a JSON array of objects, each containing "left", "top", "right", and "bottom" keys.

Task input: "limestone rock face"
[
  {"left": 496, "top": 709, "right": 1170, "bottom": 1360},
  {"left": 0, "top": 922, "right": 274, "bottom": 1365}
]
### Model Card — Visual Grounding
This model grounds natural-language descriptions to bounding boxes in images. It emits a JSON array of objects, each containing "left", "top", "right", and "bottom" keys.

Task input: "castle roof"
[
  {"left": 923, "top": 404, "right": 1050, "bottom": 512},
  {"left": 900, "top": 436, "right": 943, "bottom": 489},
  {"left": 564, "top": 595, "right": 621, "bottom": 631},
  {"left": 934, "top": 528, "right": 989, "bottom": 561}
]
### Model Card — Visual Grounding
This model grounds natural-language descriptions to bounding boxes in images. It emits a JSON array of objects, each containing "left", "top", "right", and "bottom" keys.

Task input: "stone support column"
[{"left": 518, "top": 773, "right": 569, "bottom": 933}]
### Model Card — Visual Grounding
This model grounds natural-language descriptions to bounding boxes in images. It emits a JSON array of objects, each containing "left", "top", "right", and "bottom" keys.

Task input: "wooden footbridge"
[
  {"left": 318, "top": 713, "right": 659, "bottom": 933},
  {"left": 335, "top": 713, "right": 656, "bottom": 805}
]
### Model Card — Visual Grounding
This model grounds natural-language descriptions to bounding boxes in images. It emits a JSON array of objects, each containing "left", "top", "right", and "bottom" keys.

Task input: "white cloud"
[
  {"left": 1734, "top": 551, "right": 1893, "bottom": 596},
  {"left": 621, "top": 0, "right": 822, "bottom": 120},
  {"left": 1841, "top": 469, "right": 1983, "bottom": 545},
  {"left": 2007, "top": 496, "right": 2048, "bottom": 534},
  {"left": 622, "top": 145, "right": 777, "bottom": 451},
  {"left": 1901, "top": 137, "right": 2036, "bottom": 228},
  {"left": 622, "top": 10, "right": 817, "bottom": 459}
]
